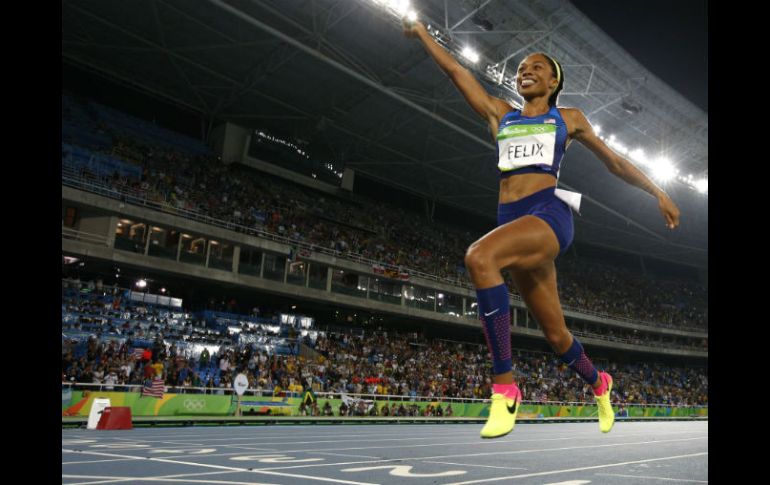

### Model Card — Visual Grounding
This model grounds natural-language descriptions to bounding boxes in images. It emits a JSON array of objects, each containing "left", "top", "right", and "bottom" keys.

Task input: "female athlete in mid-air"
[{"left": 404, "top": 19, "right": 680, "bottom": 438}]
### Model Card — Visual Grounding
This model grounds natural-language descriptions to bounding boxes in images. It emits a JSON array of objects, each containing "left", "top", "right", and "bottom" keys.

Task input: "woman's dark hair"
[{"left": 534, "top": 52, "right": 564, "bottom": 106}]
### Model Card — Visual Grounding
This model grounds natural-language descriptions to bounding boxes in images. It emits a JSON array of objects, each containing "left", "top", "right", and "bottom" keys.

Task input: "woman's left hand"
[{"left": 657, "top": 192, "right": 680, "bottom": 230}]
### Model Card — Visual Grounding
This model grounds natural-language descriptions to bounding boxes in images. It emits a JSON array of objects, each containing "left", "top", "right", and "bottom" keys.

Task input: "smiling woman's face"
[{"left": 516, "top": 54, "right": 558, "bottom": 99}]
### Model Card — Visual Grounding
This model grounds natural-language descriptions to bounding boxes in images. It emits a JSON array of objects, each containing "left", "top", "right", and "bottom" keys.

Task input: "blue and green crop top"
[{"left": 496, "top": 105, "right": 568, "bottom": 179}]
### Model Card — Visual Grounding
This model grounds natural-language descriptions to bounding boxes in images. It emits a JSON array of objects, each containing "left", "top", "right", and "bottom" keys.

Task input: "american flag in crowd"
[
  {"left": 142, "top": 377, "right": 165, "bottom": 398},
  {"left": 132, "top": 348, "right": 144, "bottom": 360}
]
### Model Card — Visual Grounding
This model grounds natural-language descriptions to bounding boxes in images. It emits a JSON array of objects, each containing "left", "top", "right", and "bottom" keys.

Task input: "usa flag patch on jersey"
[{"left": 544, "top": 118, "right": 556, "bottom": 124}]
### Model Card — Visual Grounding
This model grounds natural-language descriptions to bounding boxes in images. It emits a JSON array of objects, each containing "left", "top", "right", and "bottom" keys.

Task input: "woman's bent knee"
[{"left": 465, "top": 244, "right": 498, "bottom": 277}]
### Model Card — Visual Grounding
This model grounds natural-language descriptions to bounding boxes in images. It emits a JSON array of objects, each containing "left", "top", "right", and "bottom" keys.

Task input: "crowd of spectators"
[
  {"left": 62, "top": 93, "right": 708, "bottom": 332},
  {"left": 61, "top": 287, "right": 708, "bottom": 407},
  {"left": 556, "top": 259, "right": 707, "bottom": 330},
  {"left": 294, "top": 399, "right": 454, "bottom": 417},
  {"left": 304, "top": 331, "right": 707, "bottom": 406}
]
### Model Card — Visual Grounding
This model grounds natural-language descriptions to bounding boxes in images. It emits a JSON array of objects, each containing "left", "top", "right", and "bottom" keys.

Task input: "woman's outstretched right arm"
[{"left": 404, "top": 20, "right": 510, "bottom": 130}]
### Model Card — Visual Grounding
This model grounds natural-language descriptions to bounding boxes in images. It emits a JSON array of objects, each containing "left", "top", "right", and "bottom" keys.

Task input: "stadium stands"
[{"left": 62, "top": 94, "right": 707, "bottom": 331}]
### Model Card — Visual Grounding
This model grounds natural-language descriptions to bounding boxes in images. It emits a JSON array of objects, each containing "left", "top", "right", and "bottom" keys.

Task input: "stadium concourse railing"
[
  {"left": 62, "top": 170, "right": 705, "bottom": 334},
  {"left": 62, "top": 382, "right": 707, "bottom": 412},
  {"left": 62, "top": 226, "right": 111, "bottom": 247},
  {"left": 568, "top": 330, "right": 704, "bottom": 351}
]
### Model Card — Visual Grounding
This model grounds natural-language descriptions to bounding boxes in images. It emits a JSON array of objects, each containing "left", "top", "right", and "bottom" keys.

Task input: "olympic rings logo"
[
  {"left": 183, "top": 398, "right": 206, "bottom": 411},
  {"left": 531, "top": 126, "right": 548, "bottom": 134}
]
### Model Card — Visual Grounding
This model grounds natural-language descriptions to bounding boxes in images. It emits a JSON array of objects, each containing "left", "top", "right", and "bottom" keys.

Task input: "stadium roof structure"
[{"left": 62, "top": 0, "right": 708, "bottom": 268}]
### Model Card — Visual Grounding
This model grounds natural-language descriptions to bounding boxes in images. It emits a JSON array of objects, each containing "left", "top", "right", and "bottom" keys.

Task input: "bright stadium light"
[
  {"left": 651, "top": 157, "right": 676, "bottom": 182},
  {"left": 608, "top": 138, "right": 628, "bottom": 155},
  {"left": 135, "top": 279, "right": 147, "bottom": 289},
  {"left": 387, "top": 0, "right": 411, "bottom": 15},
  {"left": 628, "top": 148, "right": 647, "bottom": 166},
  {"left": 605, "top": 133, "right": 704, "bottom": 195},
  {"left": 593, "top": 124, "right": 601, "bottom": 135},
  {"left": 370, "top": 0, "right": 419, "bottom": 25},
  {"left": 461, "top": 46, "right": 480, "bottom": 63}
]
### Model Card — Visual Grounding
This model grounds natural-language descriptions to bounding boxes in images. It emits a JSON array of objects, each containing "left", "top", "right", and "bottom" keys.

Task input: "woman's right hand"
[{"left": 403, "top": 18, "right": 426, "bottom": 38}]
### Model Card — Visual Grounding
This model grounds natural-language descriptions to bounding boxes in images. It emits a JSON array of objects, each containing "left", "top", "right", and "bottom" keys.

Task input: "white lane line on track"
[
  {"left": 62, "top": 429, "right": 704, "bottom": 454},
  {"left": 220, "top": 445, "right": 279, "bottom": 451},
  {"left": 248, "top": 435, "right": 709, "bottom": 467},
  {"left": 62, "top": 423, "right": 706, "bottom": 443},
  {"left": 61, "top": 446, "right": 275, "bottom": 465},
  {"left": 87, "top": 428, "right": 706, "bottom": 452},
  {"left": 314, "top": 452, "right": 383, "bottom": 459},
  {"left": 227, "top": 436, "right": 708, "bottom": 472},
  {"left": 104, "top": 430, "right": 466, "bottom": 444},
  {"left": 99, "top": 425, "right": 705, "bottom": 444},
  {"left": 595, "top": 473, "right": 708, "bottom": 483},
  {"left": 101, "top": 439, "right": 207, "bottom": 446},
  {"left": 63, "top": 476, "right": 278, "bottom": 485},
  {"left": 63, "top": 458, "right": 145, "bottom": 465},
  {"left": 65, "top": 480, "right": 274, "bottom": 485},
  {"left": 211, "top": 436, "right": 467, "bottom": 446},
  {"left": 340, "top": 465, "right": 466, "bottom": 478},
  {"left": 150, "top": 441, "right": 206, "bottom": 446},
  {"left": 61, "top": 470, "right": 252, "bottom": 485},
  {"left": 443, "top": 452, "right": 709, "bottom": 485},
  {"left": 104, "top": 432, "right": 472, "bottom": 446},
  {"left": 62, "top": 449, "right": 144, "bottom": 461},
  {"left": 423, "top": 461, "right": 527, "bottom": 471},
  {"left": 62, "top": 449, "right": 378, "bottom": 485},
  {"left": 249, "top": 469, "right": 378, "bottom": 484},
  {"left": 63, "top": 474, "right": 141, "bottom": 483},
  {"left": 62, "top": 432, "right": 708, "bottom": 466},
  {"left": 308, "top": 451, "right": 381, "bottom": 460}
]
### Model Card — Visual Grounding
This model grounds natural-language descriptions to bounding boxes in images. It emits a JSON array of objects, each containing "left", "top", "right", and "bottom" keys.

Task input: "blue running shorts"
[{"left": 497, "top": 186, "right": 574, "bottom": 256}]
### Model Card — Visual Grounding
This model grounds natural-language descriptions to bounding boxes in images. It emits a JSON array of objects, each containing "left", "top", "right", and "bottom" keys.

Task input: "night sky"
[{"left": 570, "top": 0, "right": 708, "bottom": 113}]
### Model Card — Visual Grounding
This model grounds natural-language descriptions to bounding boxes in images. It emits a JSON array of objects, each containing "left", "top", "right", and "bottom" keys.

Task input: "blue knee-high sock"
[
  {"left": 476, "top": 284, "right": 512, "bottom": 375},
  {"left": 559, "top": 336, "right": 598, "bottom": 385}
]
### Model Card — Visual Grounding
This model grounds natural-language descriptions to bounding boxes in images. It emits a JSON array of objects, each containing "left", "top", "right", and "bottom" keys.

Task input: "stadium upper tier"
[
  {"left": 62, "top": 93, "right": 212, "bottom": 156},
  {"left": 62, "top": 94, "right": 707, "bottom": 332}
]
